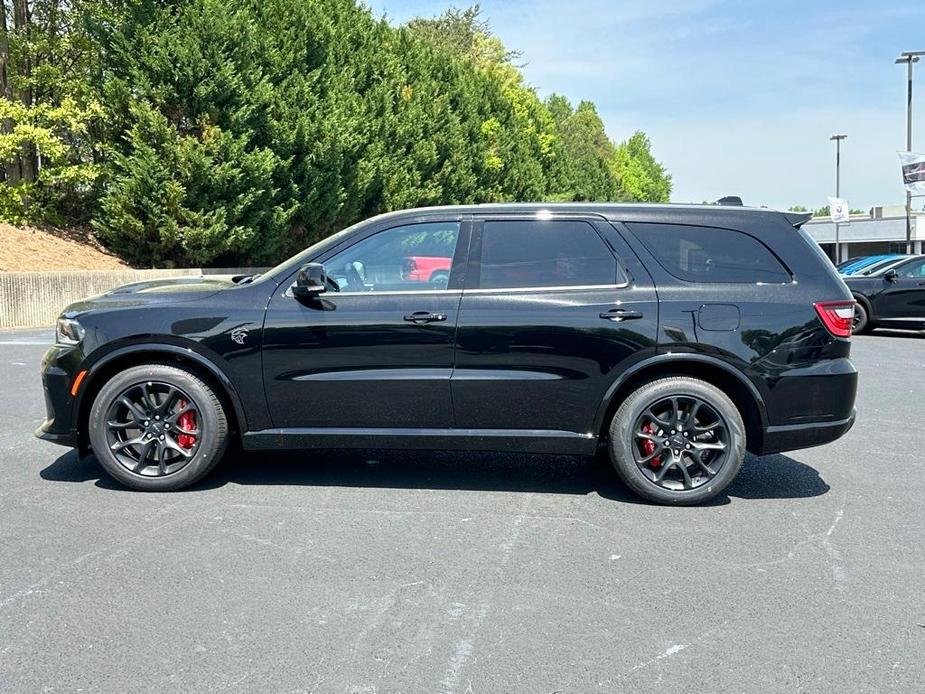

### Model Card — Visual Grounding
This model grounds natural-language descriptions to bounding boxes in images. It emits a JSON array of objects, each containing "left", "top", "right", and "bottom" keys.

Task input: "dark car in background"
[
  {"left": 845, "top": 255, "right": 925, "bottom": 333},
  {"left": 37, "top": 203, "right": 858, "bottom": 505},
  {"left": 838, "top": 254, "right": 907, "bottom": 276},
  {"left": 835, "top": 255, "right": 897, "bottom": 275}
]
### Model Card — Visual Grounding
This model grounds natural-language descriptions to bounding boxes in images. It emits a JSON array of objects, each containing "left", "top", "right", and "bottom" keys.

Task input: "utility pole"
[
  {"left": 896, "top": 51, "right": 925, "bottom": 254},
  {"left": 830, "top": 134, "right": 847, "bottom": 263}
]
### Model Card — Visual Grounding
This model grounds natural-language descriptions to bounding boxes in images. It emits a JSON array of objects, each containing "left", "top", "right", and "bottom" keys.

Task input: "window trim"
[{"left": 467, "top": 216, "right": 627, "bottom": 292}]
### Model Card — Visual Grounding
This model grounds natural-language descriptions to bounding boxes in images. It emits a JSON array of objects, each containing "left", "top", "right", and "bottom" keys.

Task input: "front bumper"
[
  {"left": 35, "top": 345, "right": 81, "bottom": 449},
  {"left": 761, "top": 408, "right": 857, "bottom": 455},
  {"left": 34, "top": 421, "right": 78, "bottom": 447}
]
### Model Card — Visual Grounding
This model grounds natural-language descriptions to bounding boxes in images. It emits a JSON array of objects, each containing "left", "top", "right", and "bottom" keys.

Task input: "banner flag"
[
  {"left": 828, "top": 197, "right": 850, "bottom": 224},
  {"left": 898, "top": 151, "right": 925, "bottom": 193}
]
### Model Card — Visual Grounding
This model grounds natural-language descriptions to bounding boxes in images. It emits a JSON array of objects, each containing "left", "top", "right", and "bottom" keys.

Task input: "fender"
[
  {"left": 591, "top": 351, "right": 769, "bottom": 434},
  {"left": 72, "top": 340, "right": 249, "bottom": 435}
]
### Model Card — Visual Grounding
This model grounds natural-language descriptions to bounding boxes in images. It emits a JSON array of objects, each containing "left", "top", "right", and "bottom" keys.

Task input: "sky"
[{"left": 367, "top": 0, "right": 925, "bottom": 211}]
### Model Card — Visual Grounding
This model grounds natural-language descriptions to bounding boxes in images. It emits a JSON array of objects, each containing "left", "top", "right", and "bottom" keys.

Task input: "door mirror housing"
[
  {"left": 884, "top": 268, "right": 899, "bottom": 283},
  {"left": 293, "top": 263, "right": 328, "bottom": 298}
]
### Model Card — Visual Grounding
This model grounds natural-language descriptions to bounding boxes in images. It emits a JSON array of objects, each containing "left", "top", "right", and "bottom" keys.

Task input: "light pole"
[
  {"left": 830, "top": 133, "right": 847, "bottom": 262},
  {"left": 895, "top": 50, "right": 925, "bottom": 254}
]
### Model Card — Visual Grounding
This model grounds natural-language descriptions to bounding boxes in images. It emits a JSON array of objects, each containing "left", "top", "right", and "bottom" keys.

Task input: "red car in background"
[{"left": 402, "top": 256, "right": 452, "bottom": 287}]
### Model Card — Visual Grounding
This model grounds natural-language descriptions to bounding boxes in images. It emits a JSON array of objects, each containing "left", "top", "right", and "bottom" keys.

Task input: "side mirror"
[
  {"left": 293, "top": 263, "right": 328, "bottom": 298},
  {"left": 884, "top": 269, "right": 899, "bottom": 283}
]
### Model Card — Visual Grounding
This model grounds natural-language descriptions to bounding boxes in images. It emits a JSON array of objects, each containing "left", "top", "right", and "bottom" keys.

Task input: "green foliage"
[
  {"left": 612, "top": 131, "right": 671, "bottom": 203},
  {"left": 547, "top": 98, "right": 618, "bottom": 201},
  {"left": 803, "top": 205, "right": 866, "bottom": 218},
  {"left": 0, "top": 0, "right": 673, "bottom": 266},
  {"left": 0, "top": 96, "right": 102, "bottom": 224}
]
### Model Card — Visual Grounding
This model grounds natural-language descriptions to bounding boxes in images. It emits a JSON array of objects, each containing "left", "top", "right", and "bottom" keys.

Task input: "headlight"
[{"left": 56, "top": 318, "right": 85, "bottom": 345}]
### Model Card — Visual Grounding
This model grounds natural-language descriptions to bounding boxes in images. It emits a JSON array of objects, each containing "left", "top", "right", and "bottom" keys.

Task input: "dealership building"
[{"left": 803, "top": 204, "right": 924, "bottom": 262}]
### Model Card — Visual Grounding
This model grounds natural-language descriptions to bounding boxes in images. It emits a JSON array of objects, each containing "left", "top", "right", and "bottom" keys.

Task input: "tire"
[
  {"left": 88, "top": 363, "right": 229, "bottom": 491},
  {"left": 852, "top": 300, "right": 870, "bottom": 334},
  {"left": 608, "top": 377, "right": 746, "bottom": 505}
]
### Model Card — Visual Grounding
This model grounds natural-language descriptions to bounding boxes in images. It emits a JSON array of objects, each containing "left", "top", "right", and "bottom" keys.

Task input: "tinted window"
[
  {"left": 478, "top": 220, "right": 618, "bottom": 289},
  {"left": 324, "top": 222, "right": 460, "bottom": 292},
  {"left": 628, "top": 223, "right": 790, "bottom": 284},
  {"left": 896, "top": 258, "right": 925, "bottom": 278}
]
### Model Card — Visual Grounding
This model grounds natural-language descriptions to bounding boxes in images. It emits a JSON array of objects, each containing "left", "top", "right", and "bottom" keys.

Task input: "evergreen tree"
[{"left": 0, "top": 0, "right": 674, "bottom": 266}]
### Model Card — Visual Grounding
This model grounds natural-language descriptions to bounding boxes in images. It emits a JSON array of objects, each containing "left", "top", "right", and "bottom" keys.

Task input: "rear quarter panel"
[{"left": 610, "top": 211, "right": 855, "bottom": 427}]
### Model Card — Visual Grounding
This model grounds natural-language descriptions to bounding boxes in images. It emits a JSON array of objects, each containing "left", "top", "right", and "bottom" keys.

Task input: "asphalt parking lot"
[{"left": 0, "top": 328, "right": 923, "bottom": 693}]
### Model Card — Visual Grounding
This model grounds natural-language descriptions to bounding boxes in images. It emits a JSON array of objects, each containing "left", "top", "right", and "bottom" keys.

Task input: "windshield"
[
  {"left": 836, "top": 256, "right": 868, "bottom": 271},
  {"left": 839, "top": 255, "right": 891, "bottom": 273},
  {"left": 840, "top": 255, "right": 899, "bottom": 275},
  {"left": 858, "top": 256, "right": 911, "bottom": 276}
]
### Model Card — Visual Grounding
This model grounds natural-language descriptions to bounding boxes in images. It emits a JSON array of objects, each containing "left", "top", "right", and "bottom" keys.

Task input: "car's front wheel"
[
  {"left": 852, "top": 300, "right": 870, "bottom": 334},
  {"left": 608, "top": 377, "right": 746, "bottom": 505},
  {"left": 88, "top": 363, "right": 229, "bottom": 491}
]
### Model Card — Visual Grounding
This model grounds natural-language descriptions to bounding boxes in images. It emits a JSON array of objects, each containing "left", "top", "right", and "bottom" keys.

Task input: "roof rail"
[{"left": 715, "top": 196, "right": 743, "bottom": 206}]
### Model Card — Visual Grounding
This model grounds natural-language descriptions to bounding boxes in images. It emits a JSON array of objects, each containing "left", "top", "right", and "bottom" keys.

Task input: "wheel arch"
[
  {"left": 595, "top": 354, "right": 768, "bottom": 454},
  {"left": 852, "top": 292, "right": 873, "bottom": 317},
  {"left": 75, "top": 343, "right": 246, "bottom": 453}
]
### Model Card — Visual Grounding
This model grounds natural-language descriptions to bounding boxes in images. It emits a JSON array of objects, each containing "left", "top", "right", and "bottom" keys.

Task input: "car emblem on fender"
[{"left": 231, "top": 327, "right": 249, "bottom": 345}]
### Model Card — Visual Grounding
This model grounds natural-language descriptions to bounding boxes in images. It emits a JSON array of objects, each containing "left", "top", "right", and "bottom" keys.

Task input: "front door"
[
  {"left": 262, "top": 220, "right": 469, "bottom": 429},
  {"left": 876, "top": 257, "right": 925, "bottom": 321},
  {"left": 452, "top": 215, "right": 659, "bottom": 436}
]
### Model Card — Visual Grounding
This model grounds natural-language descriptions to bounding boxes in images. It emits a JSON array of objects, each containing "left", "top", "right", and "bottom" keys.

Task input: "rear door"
[{"left": 451, "top": 214, "right": 659, "bottom": 435}]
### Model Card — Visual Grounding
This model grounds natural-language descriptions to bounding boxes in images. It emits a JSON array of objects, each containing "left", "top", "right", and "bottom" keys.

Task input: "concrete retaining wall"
[{"left": 0, "top": 268, "right": 263, "bottom": 329}]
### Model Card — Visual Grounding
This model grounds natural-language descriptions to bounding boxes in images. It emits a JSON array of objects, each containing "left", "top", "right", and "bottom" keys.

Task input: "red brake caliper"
[
  {"left": 642, "top": 422, "right": 661, "bottom": 468},
  {"left": 176, "top": 399, "right": 197, "bottom": 449}
]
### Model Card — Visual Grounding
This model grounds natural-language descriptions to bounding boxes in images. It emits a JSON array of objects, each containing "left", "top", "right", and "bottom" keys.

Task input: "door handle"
[
  {"left": 917, "top": 282, "right": 925, "bottom": 286},
  {"left": 404, "top": 311, "right": 448, "bottom": 324},
  {"left": 600, "top": 308, "right": 643, "bottom": 322}
]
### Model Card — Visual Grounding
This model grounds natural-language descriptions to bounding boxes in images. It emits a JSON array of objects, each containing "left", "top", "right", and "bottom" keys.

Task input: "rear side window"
[
  {"left": 627, "top": 223, "right": 791, "bottom": 284},
  {"left": 478, "top": 220, "right": 618, "bottom": 289}
]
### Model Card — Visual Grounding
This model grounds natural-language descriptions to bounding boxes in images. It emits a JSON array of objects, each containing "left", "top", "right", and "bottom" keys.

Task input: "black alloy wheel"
[
  {"left": 89, "top": 363, "right": 229, "bottom": 491},
  {"left": 632, "top": 395, "right": 730, "bottom": 491},
  {"left": 608, "top": 376, "right": 746, "bottom": 505},
  {"left": 105, "top": 380, "right": 201, "bottom": 477}
]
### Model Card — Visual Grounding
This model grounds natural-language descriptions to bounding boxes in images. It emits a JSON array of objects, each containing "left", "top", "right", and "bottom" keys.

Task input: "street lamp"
[
  {"left": 895, "top": 50, "right": 925, "bottom": 254},
  {"left": 830, "top": 133, "right": 847, "bottom": 262}
]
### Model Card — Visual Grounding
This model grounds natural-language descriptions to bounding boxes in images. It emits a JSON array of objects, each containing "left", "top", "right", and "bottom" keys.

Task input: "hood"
[
  {"left": 106, "top": 275, "right": 237, "bottom": 297},
  {"left": 62, "top": 275, "right": 239, "bottom": 315}
]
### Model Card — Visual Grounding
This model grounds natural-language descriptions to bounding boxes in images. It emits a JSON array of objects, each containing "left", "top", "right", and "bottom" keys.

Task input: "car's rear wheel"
[
  {"left": 852, "top": 300, "right": 870, "bottom": 334},
  {"left": 608, "top": 377, "right": 746, "bottom": 505},
  {"left": 88, "top": 364, "right": 229, "bottom": 491}
]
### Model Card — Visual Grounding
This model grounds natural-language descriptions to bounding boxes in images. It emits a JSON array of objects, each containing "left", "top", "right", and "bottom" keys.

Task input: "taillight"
[{"left": 814, "top": 301, "right": 855, "bottom": 338}]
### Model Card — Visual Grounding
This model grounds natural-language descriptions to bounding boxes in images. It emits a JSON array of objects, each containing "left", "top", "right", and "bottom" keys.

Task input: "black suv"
[{"left": 37, "top": 204, "right": 858, "bottom": 504}]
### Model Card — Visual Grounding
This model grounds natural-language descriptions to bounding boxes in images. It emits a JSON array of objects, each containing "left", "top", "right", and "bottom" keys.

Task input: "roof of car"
[{"left": 364, "top": 202, "right": 804, "bottom": 227}]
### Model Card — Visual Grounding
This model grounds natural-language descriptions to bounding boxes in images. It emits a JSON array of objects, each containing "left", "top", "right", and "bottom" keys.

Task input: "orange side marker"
[{"left": 70, "top": 370, "right": 88, "bottom": 396}]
